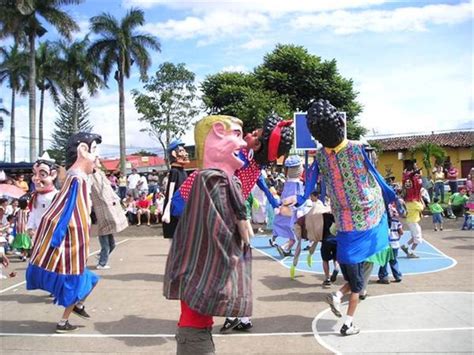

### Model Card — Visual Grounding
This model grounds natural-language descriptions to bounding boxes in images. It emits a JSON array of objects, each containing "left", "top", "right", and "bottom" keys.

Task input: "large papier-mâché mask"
[
  {"left": 32, "top": 162, "right": 58, "bottom": 193},
  {"left": 201, "top": 118, "right": 247, "bottom": 176}
]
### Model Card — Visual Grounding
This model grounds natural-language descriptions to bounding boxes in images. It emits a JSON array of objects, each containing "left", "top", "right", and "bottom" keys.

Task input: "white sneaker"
[
  {"left": 96, "top": 264, "right": 111, "bottom": 270},
  {"left": 340, "top": 323, "right": 360, "bottom": 336}
]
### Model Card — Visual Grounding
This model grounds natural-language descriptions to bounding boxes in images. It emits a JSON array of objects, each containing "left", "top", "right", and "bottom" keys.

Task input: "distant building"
[
  {"left": 101, "top": 155, "right": 167, "bottom": 174},
  {"left": 368, "top": 130, "right": 473, "bottom": 182}
]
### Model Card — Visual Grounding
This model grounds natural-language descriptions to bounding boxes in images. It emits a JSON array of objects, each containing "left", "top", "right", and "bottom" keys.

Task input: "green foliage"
[
  {"left": 409, "top": 142, "right": 447, "bottom": 177},
  {"left": 48, "top": 91, "right": 93, "bottom": 165},
  {"left": 132, "top": 62, "right": 199, "bottom": 156},
  {"left": 36, "top": 41, "right": 61, "bottom": 104},
  {"left": 0, "top": 44, "right": 28, "bottom": 93},
  {"left": 201, "top": 44, "right": 366, "bottom": 138}
]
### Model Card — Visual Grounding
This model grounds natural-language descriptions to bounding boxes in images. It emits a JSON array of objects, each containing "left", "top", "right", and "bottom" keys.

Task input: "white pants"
[{"left": 407, "top": 222, "right": 423, "bottom": 244}]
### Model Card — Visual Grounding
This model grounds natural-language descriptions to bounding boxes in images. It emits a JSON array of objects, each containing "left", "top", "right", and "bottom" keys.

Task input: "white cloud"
[
  {"left": 221, "top": 65, "right": 248, "bottom": 73},
  {"left": 240, "top": 38, "right": 268, "bottom": 50},
  {"left": 123, "top": 0, "right": 388, "bottom": 15},
  {"left": 142, "top": 11, "right": 270, "bottom": 43},
  {"left": 356, "top": 56, "right": 473, "bottom": 136},
  {"left": 293, "top": 3, "right": 472, "bottom": 34}
]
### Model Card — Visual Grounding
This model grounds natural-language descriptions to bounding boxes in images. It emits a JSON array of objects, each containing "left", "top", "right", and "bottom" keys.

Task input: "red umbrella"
[{"left": 0, "top": 184, "right": 26, "bottom": 199}]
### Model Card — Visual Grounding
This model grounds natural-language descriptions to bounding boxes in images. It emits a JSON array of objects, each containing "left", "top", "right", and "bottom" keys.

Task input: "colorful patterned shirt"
[{"left": 316, "top": 141, "right": 385, "bottom": 232}]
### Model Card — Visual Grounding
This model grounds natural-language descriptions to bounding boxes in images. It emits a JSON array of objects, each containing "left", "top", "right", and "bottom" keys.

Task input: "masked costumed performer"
[
  {"left": 26, "top": 152, "right": 59, "bottom": 240},
  {"left": 298, "top": 99, "right": 396, "bottom": 336},
  {"left": 161, "top": 139, "right": 189, "bottom": 240},
  {"left": 163, "top": 115, "right": 252, "bottom": 355},
  {"left": 26, "top": 132, "right": 102, "bottom": 333}
]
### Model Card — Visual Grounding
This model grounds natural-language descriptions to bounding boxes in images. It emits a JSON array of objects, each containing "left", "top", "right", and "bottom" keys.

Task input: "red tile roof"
[
  {"left": 367, "top": 131, "right": 473, "bottom": 152},
  {"left": 100, "top": 155, "right": 166, "bottom": 171}
]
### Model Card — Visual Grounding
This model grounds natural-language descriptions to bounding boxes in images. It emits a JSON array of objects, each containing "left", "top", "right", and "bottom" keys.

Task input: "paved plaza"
[{"left": 1, "top": 218, "right": 472, "bottom": 354}]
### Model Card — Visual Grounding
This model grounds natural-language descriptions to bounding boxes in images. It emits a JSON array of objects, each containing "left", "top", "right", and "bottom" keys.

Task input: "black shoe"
[
  {"left": 340, "top": 323, "right": 360, "bottom": 336},
  {"left": 220, "top": 318, "right": 241, "bottom": 333},
  {"left": 393, "top": 278, "right": 402, "bottom": 283},
  {"left": 330, "top": 269, "right": 339, "bottom": 283},
  {"left": 303, "top": 245, "right": 311, "bottom": 251},
  {"left": 234, "top": 321, "right": 253, "bottom": 331},
  {"left": 322, "top": 278, "right": 331, "bottom": 287},
  {"left": 376, "top": 279, "right": 390, "bottom": 284},
  {"left": 359, "top": 291, "right": 368, "bottom": 300},
  {"left": 73, "top": 305, "right": 90, "bottom": 320},
  {"left": 56, "top": 321, "right": 78, "bottom": 333},
  {"left": 269, "top": 238, "right": 275, "bottom": 247}
]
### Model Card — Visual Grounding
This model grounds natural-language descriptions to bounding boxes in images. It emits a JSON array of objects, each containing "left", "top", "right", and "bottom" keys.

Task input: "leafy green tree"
[
  {"left": 36, "top": 41, "right": 62, "bottom": 154},
  {"left": 410, "top": 142, "right": 447, "bottom": 177},
  {"left": 0, "top": 0, "right": 83, "bottom": 161},
  {"left": 0, "top": 44, "right": 28, "bottom": 162},
  {"left": 255, "top": 44, "right": 365, "bottom": 138},
  {"left": 132, "top": 62, "right": 199, "bottom": 164},
  {"left": 48, "top": 90, "right": 92, "bottom": 165},
  {"left": 201, "top": 71, "right": 291, "bottom": 132},
  {"left": 57, "top": 37, "right": 103, "bottom": 133},
  {"left": 133, "top": 150, "right": 157, "bottom": 157},
  {"left": 202, "top": 44, "right": 366, "bottom": 138},
  {"left": 88, "top": 7, "right": 161, "bottom": 174}
]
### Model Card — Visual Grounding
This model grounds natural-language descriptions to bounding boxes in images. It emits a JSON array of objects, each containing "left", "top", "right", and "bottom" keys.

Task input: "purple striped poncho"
[{"left": 163, "top": 169, "right": 252, "bottom": 317}]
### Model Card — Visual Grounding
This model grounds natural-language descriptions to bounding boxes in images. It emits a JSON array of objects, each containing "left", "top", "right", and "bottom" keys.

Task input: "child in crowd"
[
  {"left": 124, "top": 193, "right": 137, "bottom": 225},
  {"left": 377, "top": 204, "right": 403, "bottom": 284},
  {"left": 462, "top": 194, "right": 474, "bottom": 231},
  {"left": 10, "top": 199, "right": 31, "bottom": 261},
  {"left": 153, "top": 192, "right": 165, "bottom": 224},
  {"left": 320, "top": 212, "right": 339, "bottom": 287},
  {"left": 429, "top": 197, "right": 444, "bottom": 231}
]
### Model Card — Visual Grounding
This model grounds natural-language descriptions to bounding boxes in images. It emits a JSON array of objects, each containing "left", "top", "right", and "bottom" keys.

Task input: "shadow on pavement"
[
  {"left": 94, "top": 315, "right": 176, "bottom": 347},
  {"left": 259, "top": 275, "right": 321, "bottom": 291},
  {"left": 98, "top": 273, "right": 164, "bottom": 283},
  {"left": 0, "top": 293, "right": 53, "bottom": 304},
  {"left": 247, "top": 315, "right": 316, "bottom": 334},
  {"left": 0, "top": 319, "right": 85, "bottom": 333}
]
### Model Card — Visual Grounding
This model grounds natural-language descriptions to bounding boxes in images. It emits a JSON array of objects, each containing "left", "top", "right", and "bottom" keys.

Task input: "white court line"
[
  {"left": 0, "top": 239, "right": 130, "bottom": 295},
  {"left": 316, "top": 326, "right": 474, "bottom": 335},
  {"left": 312, "top": 291, "right": 474, "bottom": 355},
  {"left": 0, "top": 331, "right": 315, "bottom": 338}
]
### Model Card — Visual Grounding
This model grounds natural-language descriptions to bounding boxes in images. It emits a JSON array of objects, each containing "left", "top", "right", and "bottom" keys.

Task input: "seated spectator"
[
  {"left": 124, "top": 194, "right": 137, "bottom": 225},
  {"left": 15, "top": 174, "right": 29, "bottom": 193},
  {"left": 153, "top": 192, "right": 165, "bottom": 224},
  {"left": 448, "top": 187, "right": 468, "bottom": 217},
  {"left": 136, "top": 192, "right": 151, "bottom": 226}
]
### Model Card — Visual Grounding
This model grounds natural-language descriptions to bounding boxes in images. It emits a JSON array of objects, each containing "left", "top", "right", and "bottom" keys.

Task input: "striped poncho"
[
  {"left": 163, "top": 169, "right": 252, "bottom": 317},
  {"left": 26, "top": 170, "right": 99, "bottom": 307}
]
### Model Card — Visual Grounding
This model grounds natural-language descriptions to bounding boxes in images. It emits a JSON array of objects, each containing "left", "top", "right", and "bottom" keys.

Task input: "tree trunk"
[
  {"left": 118, "top": 67, "right": 126, "bottom": 175},
  {"left": 72, "top": 92, "right": 78, "bottom": 133},
  {"left": 10, "top": 89, "right": 15, "bottom": 163},
  {"left": 28, "top": 31, "right": 37, "bottom": 162},
  {"left": 38, "top": 86, "right": 45, "bottom": 154}
]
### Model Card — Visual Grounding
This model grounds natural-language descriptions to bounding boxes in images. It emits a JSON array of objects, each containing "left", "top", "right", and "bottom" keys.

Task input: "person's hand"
[{"left": 2, "top": 255, "right": 9, "bottom": 267}]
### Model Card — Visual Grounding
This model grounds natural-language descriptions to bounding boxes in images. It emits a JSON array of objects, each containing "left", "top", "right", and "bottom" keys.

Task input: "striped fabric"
[
  {"left": 15, "top": 210, "right": 29, "bottom": 234},
  {"left": 29, "top": 173, "right": 91, "bottom": 275},
  {"left": 316, "top": 141, "right": 385, "bottom": 232},
  {"left": 164, "top": 169, "right": 252, "bottom": 317}
]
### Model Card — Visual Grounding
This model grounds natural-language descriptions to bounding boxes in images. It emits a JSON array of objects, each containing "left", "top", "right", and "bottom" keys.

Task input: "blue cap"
[
  {"left": 168, "top": 139, "right": 185, "bottom": 152},
  {"left": 284, "top": 155, "right": 301, "bottom": 167}
]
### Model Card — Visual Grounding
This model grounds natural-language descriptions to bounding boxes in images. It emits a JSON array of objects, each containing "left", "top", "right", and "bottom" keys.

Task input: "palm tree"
[
  {"left": 0, "top": 0, "right": 83, "bottom": 161},
  {"left": 36, "top": 41, "right": 62, "bottom": 154},
  {"left": 88, "top": 8, "right": 160, "bottom": 174},
  {"left": 410, "top": 142, "right": 447, "bottom": 178},
  {"left": 0, "top": 45, "right": 29, "bottom": 162},
  {"left": 57, "top": 37, "right": 103, "bottom": 132}
]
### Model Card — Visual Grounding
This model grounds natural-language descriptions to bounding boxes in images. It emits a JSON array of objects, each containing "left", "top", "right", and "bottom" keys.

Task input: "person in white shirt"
[
  {"left": 137, "top": 174, "right": 148, "bottom": 195},
  {"left": 127, "top": 168, "right": 141, "bottom": 199}
]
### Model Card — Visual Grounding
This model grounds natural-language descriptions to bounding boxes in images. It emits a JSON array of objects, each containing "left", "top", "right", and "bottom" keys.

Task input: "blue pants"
[
  {"left": 378, "top": 248, "right": 402, "bottom": 281},
  {"left": 462, "top": 214, "right": 472, "bottom": 230},
  {"left": 433, "top": 182, "right": 445, "bottom": 203},
  {"left": 98, "top": 234, "right": 115, "bottom": 267}
]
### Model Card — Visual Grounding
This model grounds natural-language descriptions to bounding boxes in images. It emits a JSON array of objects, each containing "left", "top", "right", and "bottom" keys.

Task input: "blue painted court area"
[{"left": 251, "top": 232, "right": 456, "bottom": 276}]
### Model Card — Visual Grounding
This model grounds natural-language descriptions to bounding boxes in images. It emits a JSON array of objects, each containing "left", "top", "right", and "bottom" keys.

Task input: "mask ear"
[
  {"left": 77, "top": 142, "right": 89, "bottom": 160},
  {"left": 212, "top": 121, "right": 226, "bottom": 138},
  {"left": 171, "top": 150, "right": 177, "bottom": 158},
  {"left": 50, "top": 170, "right": 58, "bottom": 180}
]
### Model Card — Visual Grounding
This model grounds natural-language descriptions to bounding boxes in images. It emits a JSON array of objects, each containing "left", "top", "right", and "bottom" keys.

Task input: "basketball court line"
[
  {"left": 312, "top": 291, "right": 474, "bottom": 355},
  {"left": 0, "top": 238, "right": 130, "bottom": 294}
]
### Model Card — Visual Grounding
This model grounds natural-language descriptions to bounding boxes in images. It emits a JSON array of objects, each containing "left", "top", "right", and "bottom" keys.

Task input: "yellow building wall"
[{"left": 375, "top": 147, "right": 472, "bottom": 183}]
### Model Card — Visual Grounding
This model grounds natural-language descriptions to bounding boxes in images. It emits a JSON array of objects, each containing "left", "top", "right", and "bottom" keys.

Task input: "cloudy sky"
[{"left": 1, "top": 0, "right": 472, "bottom": 161}]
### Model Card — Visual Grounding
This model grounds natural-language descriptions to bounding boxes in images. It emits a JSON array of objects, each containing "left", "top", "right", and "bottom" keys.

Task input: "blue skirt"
[{"left": 26, "top": 264, "right": 99, "bottom": 307}]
